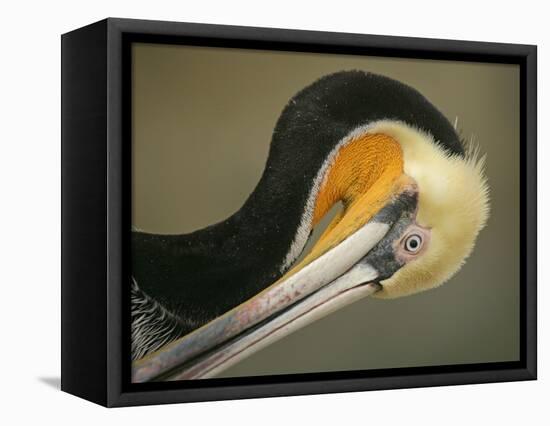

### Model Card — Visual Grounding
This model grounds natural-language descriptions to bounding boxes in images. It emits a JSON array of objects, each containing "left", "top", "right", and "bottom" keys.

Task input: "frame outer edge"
[
  {"left": 105, "top": 17, "right": 536, "bottom": 60},
  {"left": 106, "top": 18, "right": 125, "bottom": 407},
  {"left": 61, "top": 19, "right": 109, "bottom": 406},
  {"left": 525, "top": 45, "right": 537, "bottom": 379},
  {"left": 96, "top": 17, "right": 537, "bottom": 407}
]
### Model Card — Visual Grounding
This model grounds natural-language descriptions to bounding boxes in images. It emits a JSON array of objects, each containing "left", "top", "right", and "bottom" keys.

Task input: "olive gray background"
[{"left": 132, "top": 43, "right": 520, "bottom": 378}]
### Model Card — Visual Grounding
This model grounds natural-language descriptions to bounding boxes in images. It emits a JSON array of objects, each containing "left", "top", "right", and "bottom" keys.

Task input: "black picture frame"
[{"left": 61, "top": 17, "right": 537, "bottom": 407}]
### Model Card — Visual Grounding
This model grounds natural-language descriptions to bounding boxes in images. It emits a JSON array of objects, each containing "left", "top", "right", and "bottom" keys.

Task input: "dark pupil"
[{"left": 409, "top": 238, "right": 418, "bottom": 249}]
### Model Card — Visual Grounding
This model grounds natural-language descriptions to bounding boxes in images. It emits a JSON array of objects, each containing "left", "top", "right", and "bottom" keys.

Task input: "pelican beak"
[{"left": 132, "top": 176, "right": 419, "bottom": 382}]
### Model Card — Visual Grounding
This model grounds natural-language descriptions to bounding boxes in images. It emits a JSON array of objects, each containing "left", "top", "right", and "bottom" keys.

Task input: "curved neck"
[
  {"left": 233, "top": 71, "right": 461, "bottom": 274},
  {"left": 234, "top": 131, "right": 405, "bottom": 276}
]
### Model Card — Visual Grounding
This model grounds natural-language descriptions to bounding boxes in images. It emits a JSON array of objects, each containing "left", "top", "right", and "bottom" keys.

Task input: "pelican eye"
[{"left": 404, "top": 234, "right": 423, "bottom": 253}]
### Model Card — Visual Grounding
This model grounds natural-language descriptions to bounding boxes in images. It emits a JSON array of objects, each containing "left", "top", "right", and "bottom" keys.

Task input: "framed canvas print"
[{"left": 61, "top": 18, "right": 537, "bottom": 407}]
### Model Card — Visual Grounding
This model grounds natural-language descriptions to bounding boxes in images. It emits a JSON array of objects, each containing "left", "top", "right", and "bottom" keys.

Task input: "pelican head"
[{"left": 364, "top": 121, "right": 490, "bottom": 298}]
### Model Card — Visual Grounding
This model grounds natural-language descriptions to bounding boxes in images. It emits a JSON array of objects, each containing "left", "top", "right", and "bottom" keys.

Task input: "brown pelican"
[{"left": 131, "top": 70, "right": 489, "bottom": 382}]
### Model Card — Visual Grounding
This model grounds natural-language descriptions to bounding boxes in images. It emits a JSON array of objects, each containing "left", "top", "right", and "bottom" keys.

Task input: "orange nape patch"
[
  {"left": 285, "top": 133, "right": 406, "bottom": 277},
  {"left": 312, "top": 133, "right": 404, "bottom": 225}
]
